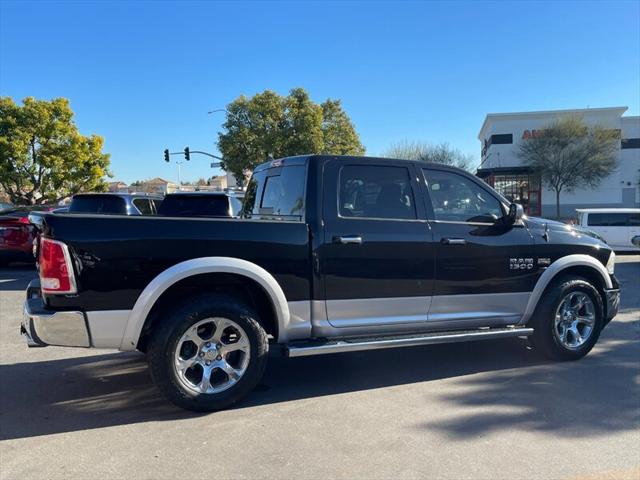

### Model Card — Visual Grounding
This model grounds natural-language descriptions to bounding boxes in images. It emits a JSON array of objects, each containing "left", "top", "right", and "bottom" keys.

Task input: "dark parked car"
[
  {"left": 157, "top": 191, "right": 243, "bottom": 218},
  {"left": 68, "top": 193, "right": 163, "bottom": 215},
  {"left": 22, "top": 155, "right": 620, "bottom": 411}
]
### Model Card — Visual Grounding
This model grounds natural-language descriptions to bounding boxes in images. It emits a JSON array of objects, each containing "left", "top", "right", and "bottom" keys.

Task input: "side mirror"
[{"left": 507, "top": 203, "right": 524, "bottom": 225}]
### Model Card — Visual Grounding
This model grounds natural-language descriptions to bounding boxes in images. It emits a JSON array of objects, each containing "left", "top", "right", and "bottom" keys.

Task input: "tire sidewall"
[
  {"left": 148, "top": 294, "right": 269, "bottom": 411},
  {"left": 533, "top": 278, "right": 604, "bottom": 360}
]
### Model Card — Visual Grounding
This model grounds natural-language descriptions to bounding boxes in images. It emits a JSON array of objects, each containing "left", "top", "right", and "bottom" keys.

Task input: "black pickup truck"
[{"left": 22, "top": 155, "right": 620, "bottom": 411}]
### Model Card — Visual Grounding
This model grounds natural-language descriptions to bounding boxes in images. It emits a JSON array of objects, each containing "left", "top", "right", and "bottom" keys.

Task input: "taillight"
[{"left": 39, "top": 238, "right": 77, "bottom": 294}]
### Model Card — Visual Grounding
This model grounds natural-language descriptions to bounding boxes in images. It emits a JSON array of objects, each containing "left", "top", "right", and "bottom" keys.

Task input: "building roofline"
[{"left": 478, "top": 106, "right": 629, "bottom": 139}]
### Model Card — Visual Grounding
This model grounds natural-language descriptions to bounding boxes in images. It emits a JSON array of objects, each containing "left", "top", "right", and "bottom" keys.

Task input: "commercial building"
[{"left": 477, "top": 106, "right": 640, "bottom": 217}]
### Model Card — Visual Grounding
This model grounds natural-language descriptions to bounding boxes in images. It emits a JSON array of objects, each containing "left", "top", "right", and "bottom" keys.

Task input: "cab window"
[
  {"left": 242, "top": 165, "right": 306, "bottom": 221},
  {"left": 338, "top": 165, "right": 416, "bottom": 220},
  {"left": 423, "top": 169, "right": 503, "bottom": 223}
]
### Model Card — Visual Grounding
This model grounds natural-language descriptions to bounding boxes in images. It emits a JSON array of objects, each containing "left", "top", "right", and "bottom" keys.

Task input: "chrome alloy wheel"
[
  {"left": 173, "top": 317, "right": 251, "bottom": 395},
  {"left": 553, "top": 292, "right": 596, "bottom": 350}
]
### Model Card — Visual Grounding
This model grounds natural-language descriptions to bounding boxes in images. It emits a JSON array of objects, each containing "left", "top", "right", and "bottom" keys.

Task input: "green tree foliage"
[
  {"left": 218, "top": 88, "right": 365, "bottom": 180},
  {"left": 518, "top": 116, "right": 618, "bottom": 218},
  {"left": 0, "top": 97, "right": 111, "bottom": 205},
  {"left": 384, "top": 140, "right": 475, "bottom": 171}
]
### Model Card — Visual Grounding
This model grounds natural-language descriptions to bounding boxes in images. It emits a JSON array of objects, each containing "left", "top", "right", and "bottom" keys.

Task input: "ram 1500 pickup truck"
[{"left": 22, "top": 155, "right": 620, "bottom": 411}]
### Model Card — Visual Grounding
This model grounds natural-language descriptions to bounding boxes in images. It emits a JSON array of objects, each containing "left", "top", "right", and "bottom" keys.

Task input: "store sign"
[{"left": 522, "top": 129, "right": 542, "bottom": 139}]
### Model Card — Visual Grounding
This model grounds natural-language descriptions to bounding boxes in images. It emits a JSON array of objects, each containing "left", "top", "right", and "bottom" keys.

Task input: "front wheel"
[
  {"left": 147, "top": 294, "right": 269, "bottom": 412},
  {"left": 529, "top": 276, "right": 604, "bottom": 361}
]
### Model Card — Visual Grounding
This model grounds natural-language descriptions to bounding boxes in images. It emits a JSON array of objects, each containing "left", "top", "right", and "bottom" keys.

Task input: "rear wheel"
[
  {"left": 147, "top": 293, "right": 269, "bottom": 412},
  {"left": 530, "top": 276, "right": 603, "bottom": 361}
]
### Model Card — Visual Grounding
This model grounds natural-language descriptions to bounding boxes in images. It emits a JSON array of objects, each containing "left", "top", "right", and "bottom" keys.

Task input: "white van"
[{"left": 576, "top": 208, "right": 640, "bottom": 251}]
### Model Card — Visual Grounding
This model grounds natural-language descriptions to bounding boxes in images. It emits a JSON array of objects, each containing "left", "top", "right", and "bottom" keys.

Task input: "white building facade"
[{"left": 477, "top": 107, "right": 640, "bottom": 218}]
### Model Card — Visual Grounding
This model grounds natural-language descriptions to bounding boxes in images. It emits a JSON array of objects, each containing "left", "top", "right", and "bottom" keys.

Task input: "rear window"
[
  {"left": 158, "top": 195, "right": 230, "bottom": 217},
  {"left": 69, "top": 195, "right": 127, "bottom": 214},
  {"left": 588, "top": 213, "right": 632, "bottom": 227},
  {"left": 242, "top": 165, "right": 306, "bottom": 221}
]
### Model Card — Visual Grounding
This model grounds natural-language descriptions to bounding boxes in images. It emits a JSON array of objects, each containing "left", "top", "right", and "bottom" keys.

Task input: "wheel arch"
[
  {"left": 521, "top": 254, "right": 612, "bottom": 325},
  {"left": 120, "top": 257, "right": 294, "bottom": 350}
]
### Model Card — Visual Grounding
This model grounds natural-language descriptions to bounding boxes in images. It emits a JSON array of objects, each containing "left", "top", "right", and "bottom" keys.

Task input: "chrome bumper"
[{"left": 21, "top": 283, "right": 90, "bottom": 348}]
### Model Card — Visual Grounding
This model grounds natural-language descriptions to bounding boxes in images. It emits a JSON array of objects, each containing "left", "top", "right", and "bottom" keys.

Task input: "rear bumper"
[
  {"left": 604, "top": 288, "right": 620, "bottom": 325},
  {"left": 21, "top": 281, "right": 90, "bottom": 348}
]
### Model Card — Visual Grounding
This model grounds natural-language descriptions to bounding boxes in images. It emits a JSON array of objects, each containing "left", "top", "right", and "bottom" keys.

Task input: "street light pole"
[{"left": 175, "top": 160, "right": 184, "bottom": 185}]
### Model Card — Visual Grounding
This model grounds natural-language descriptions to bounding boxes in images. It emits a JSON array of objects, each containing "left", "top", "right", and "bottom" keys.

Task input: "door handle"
[
  {"left": 442, "top": 237, "right": 466, "bottom": 245},
  {"left": 334, "top": 235, "right": 363, "bottom": 245}
]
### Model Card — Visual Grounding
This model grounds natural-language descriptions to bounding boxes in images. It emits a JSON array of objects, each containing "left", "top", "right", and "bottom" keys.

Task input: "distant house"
[
  {"left": 141, "top": 177, "right": 178, "bottom": 195},
  {"left": 209, "top": 173, "right": 240, "bottom": 190},
  {"left": 107, "top": 181, "right": 128, "bottom": 193},
  {"left": 209, "top": 175, "right": 228, "bottom": 190}
]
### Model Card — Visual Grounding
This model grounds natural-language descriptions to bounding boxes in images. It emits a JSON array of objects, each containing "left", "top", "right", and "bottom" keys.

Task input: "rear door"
[
  {"left": 320, "top": 158, "right": 435, "bottom": 329},
  {"left": 420, "top": 167, "right": 535, "bottom": 327}
]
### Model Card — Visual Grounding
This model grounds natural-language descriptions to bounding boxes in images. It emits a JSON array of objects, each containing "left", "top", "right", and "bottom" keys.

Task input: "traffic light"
[
  {"left": 184, "top": 147, "right": 190, "bottom": 161},
  {"left": 164, "top": 149, "right": 170, "bottom": 162}
]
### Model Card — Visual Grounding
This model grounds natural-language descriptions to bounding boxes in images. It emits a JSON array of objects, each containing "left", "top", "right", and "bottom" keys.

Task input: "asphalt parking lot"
[{"left": 0, "top": 258, "right": 638, "bottom": 480}]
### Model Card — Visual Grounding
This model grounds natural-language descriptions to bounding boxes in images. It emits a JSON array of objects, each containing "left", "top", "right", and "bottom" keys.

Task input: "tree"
[
  {"left": 384, "top": 140, "right": 475, "bottom": 171},
  {"left": 0, "top": 97, "right": 111, "bottom": 205},
  {"left": 218, "top": 88, "right": 365, "bottom": 180},
  {"left": 518, "top": 116, "right": 618, "bottom": 219}
]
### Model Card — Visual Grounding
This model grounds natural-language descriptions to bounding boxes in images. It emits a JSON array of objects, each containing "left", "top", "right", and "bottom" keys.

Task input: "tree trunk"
[{"left": 555, "top": 189, "right": 561, "bottom": 219}]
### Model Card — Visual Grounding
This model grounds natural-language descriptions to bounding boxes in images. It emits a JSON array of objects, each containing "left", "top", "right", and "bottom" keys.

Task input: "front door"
[
  {"left": 420, "top": 167, "right": 536, "bottom": 327},
  {"left": 320, "top": 159, "right": 435, "bottom": 329}
]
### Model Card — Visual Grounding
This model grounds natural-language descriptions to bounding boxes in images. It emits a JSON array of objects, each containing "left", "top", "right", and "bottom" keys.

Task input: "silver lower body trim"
[
  {"left": 308, "top": 292, "right": 532, "bottom": 338},
  {"left": 287, "top": 327, "right": 534, "bottom": 357}
]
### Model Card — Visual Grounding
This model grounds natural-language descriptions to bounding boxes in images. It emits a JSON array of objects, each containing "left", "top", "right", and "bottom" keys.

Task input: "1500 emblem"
[{"left": 510, "top": 258, "right": 534, "bottom": 270}]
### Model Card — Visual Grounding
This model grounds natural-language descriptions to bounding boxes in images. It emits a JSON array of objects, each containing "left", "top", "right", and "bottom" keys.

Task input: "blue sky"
[{"left": 1, "top": 0, "right": 638, "bottom": 184}]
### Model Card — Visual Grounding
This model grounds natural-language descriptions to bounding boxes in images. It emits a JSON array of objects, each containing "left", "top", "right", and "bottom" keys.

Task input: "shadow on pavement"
[
  {"left": 417, "top": 318, "right": 639, "bottom": 439},
  {"left": 0, "top": 266, "right": 36, "bottom": 291},
  {"left": 1, "top": 319, "right": 638, "bottom": 441}
]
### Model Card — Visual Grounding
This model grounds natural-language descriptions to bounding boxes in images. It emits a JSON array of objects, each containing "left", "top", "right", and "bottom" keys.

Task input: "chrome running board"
[{"left": 286, "top": 327, "right": 533, "bottom": 358}]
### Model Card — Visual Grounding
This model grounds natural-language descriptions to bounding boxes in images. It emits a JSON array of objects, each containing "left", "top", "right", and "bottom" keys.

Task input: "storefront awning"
[{"left": 476, "top": 166, "right": 536, "bottom": 178}]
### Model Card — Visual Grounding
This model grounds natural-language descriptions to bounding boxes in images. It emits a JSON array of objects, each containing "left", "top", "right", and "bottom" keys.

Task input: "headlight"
[{"left": 606, "top": 251, "right": 616, "bottom": 275}]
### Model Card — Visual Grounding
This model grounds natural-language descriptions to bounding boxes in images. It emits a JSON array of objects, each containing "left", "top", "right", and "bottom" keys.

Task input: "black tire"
[
  {"left": 529, "top": 275, "right": 604, "bottom": 361},
  {"left": 147, "top": 293, "right": 269, "bottom": 412}
]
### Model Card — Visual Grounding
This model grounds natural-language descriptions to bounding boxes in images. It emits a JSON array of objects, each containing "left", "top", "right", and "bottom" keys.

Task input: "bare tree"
[
  {"left": 384, "top": 140, "right": 475, "bottom": 171},
  {"left": 518, "top": 117, "right": 618, "bottom": 218}
]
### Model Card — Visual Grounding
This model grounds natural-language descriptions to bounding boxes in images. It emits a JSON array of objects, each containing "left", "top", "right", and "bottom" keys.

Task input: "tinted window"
[
  {"left": 423, "top": 169, "right": 503, "bottom": 223},
  {"left": 621, "top": 138, "right": 640, "bottom": 149},
  {"left": 630, "top": 214, "right": 640, "bottom": 226},
  {"left": 490, "top": 133, "right": 513, "bottom": 144},
  {"left": 339, "top": 165, "right": 416, "bottom": 220},
  {"left": 151, "top": 199, "right": 163, "bottom": 213},
  {"left": 69, "top": 195, "right": 127, "bottom": 214},
  {"left": 158, "top": 195, "right": 230, "bottom": 217},
  {"left": 588, "top": 213, "right": 631, "bottom": 226},
  {"left": 243, "top": 165, "right": 306, "bottom": 221},
  {"left": 133, "top": 198, "right": 153, "bottom": 215}
]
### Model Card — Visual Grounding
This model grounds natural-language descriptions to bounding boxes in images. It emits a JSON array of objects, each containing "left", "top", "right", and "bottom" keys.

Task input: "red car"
[{"left": 0, "top": 206, "right": 55, "bottom": 267}]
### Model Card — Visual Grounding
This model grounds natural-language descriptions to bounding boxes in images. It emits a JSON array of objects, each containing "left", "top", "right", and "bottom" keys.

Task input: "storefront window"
[{"left": 485, "top": 173, "right": 541, "bottom": 216}]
